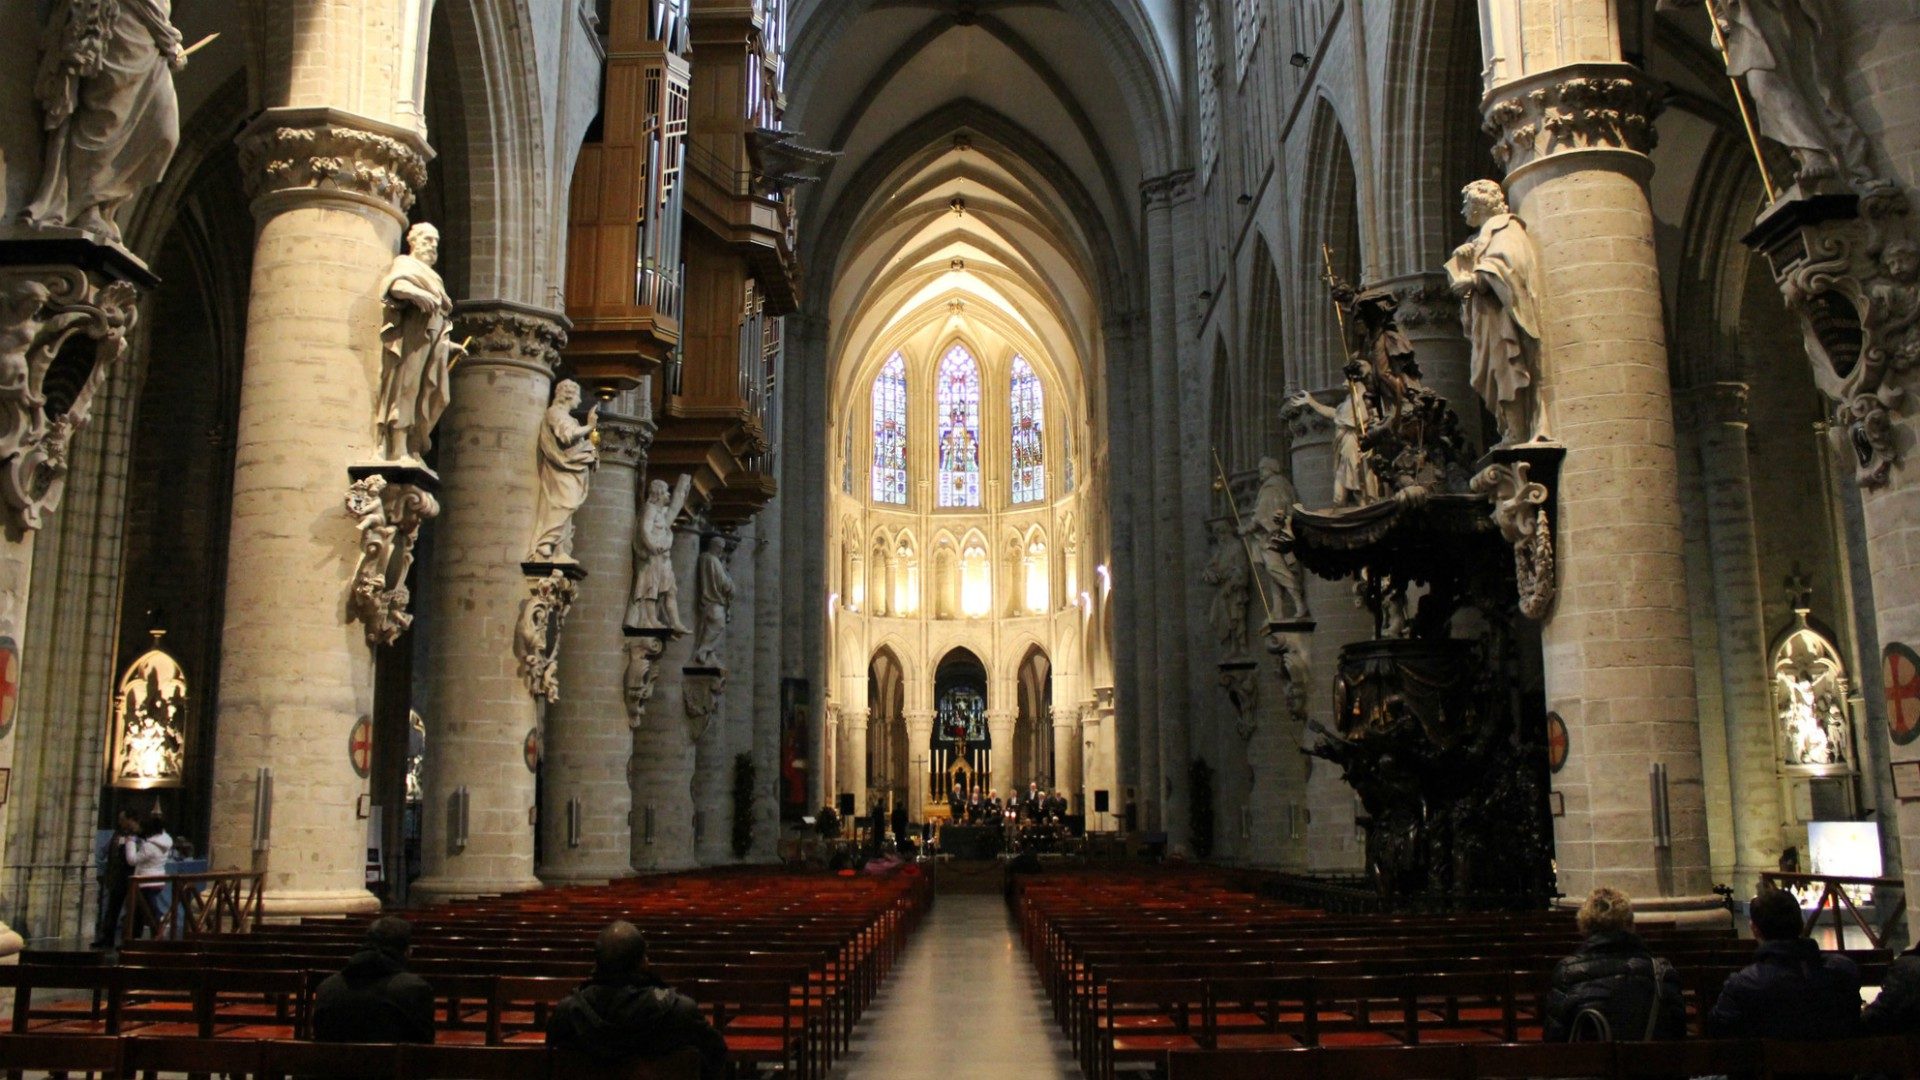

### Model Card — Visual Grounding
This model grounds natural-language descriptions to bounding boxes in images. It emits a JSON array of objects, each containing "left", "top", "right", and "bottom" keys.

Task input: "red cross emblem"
[
  {"left": 1546, "top": 711, "right": 1570, "bottom": 774},
  {"left": 523, "top": 728, "right": 542, "bottom": 773},
  {"left": 1885, "top": 643, "right": 1920, "bottom": 746},
  {"left": 348, "top": 716, "right": 373, "bottom": 778},
  {"left": 0, "top": 637, "right": 21, "bottom": 740}
]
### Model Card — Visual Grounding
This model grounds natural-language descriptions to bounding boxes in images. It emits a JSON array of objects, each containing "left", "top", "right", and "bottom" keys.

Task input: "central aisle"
[{"left": 832, "top": 891, "right": 1082, "bottom": 1078}]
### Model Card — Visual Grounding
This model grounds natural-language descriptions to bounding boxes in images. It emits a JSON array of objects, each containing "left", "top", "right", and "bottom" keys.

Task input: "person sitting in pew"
[
  {"left": 1543, "top": 887, "right": 1685, "bottom": 1041},
  {"left": 1862, "top": 940, "right": 1920, "bottom": 1033},
  {"left": 547, "top": 920, "right": 728, "bottom": 1080},
  {"left": 312, "top": 916, "right": 436, "bottom": 1044},
  {"left": 1707, "top": 887, "right": 1862, "bottom": 1042}
]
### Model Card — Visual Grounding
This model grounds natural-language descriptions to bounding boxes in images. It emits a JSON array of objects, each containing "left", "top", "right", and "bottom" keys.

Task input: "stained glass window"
[
  {"left": 935, "top": 344, "right": 982, "bottom": 508},
  {"left": 1010, "top": 355, "right": 1045, "bottom": 504},
  {"left": 871, "top": 352, "right": 907, "bottom": 504},
  {"left": 1196, "top": 4, "right": 1220, "bottom": 183}
]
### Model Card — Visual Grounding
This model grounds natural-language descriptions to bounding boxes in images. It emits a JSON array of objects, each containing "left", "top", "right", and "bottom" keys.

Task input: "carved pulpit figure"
[
  {"left": 22, "top": 0, "right": 185, "bottom": 243},
  {"left": 1242, "top": 456, "right": 1311, "bottom": 619},
  {"left": 691, "top": 535, "right": 735, "bottom": 668},
  {"left": 1201, "top": 520, "right": 1251, "bottom": 656},
  {"left": 1658, "top": 0, "right": 1872, "bottom": 190},
  {"left": 526, "top": 379, "right": 597, "bottom": 563},
  {"left": 1448, "top": 180, "right": 1546, "bottom": 447},
  {"left": 627, "top": 473, "right": 693, "bottom": 633},
  {"left": 376, "top": 223, "right": 462, "bottom": 463},
  {"left": 1286, "top": 390, "right": 1370, "bottom": 505}
]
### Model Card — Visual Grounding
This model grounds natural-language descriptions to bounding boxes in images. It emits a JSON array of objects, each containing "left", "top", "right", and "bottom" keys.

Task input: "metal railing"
[{"left": 1759, "top": 870, "right": 1906, "bottom": 950}]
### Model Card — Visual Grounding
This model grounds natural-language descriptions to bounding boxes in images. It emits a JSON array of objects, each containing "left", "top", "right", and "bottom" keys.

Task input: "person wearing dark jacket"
[
  {"left": 547, "top": 920, "right": 728, "bottom": 1080},
  {"left": 1543, "top": 887, "right": 1686, "bottom": 1041},
  {"left": 1863, "top": 942, "right": 1920, "bottom": 1033},
  {"left": 1706, "top": 888, "right": 1862, "bottom": 1041},
  {"left": 90, "top": 810, "right": 138, "bottom": 949},
  {"left": 312, "top": 916, "right": 436, "bottom": 1044}
]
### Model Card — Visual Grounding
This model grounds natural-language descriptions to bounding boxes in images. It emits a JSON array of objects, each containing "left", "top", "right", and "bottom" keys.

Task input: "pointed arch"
[
  {"left": 935, "top": 343, "right": 984, "bottom": 508},
  {"left": 1244, "top": 238, "right": 1285, "bottom": 465},
  {"left": 1300, "top": 99, "right": 1362, "bottom": 390}
]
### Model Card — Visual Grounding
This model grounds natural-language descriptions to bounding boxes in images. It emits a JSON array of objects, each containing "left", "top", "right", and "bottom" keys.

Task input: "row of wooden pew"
[
  {"left": 1011, "top": 868, "right": 1898, "bottom": 1080},
  {"left": 1164, "top": 1036, "right": 1920, "bottom": 1078},
  {"left": 0, "top": 1033, "right": 698, "bottom": 1079},
  {"left": 1, "top": 867, "right": 931, "bottom": 1079}
]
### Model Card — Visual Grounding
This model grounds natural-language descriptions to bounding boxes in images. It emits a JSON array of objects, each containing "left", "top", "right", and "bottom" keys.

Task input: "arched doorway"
[
  {"left": 1013, "top": 645, "right": 1051, "bottom": 790},
  {"left": 933, "top": 648, "right": 989, "bottom": 802},
  {"left": 867, "top": 647, "right": 908, "bottom": 812}
]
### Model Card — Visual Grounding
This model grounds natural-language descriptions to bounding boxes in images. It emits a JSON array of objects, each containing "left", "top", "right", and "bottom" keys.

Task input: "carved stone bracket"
[
  {"left": 452, "top": 300, "right": 571, "bottom": 373},
  {"left": 1469, "top": 445, "right": 1565, "bottom": 620},
  {"left": 0, "top": 243, "right": 148, "bottom": 532},
  {"left": 683, "top": 667, "right": 727, "bottom": 742},
  {"left": 514, "top": 565, "right": 585, "bottom": 701},
  {"left": 622, "top": 626, "right": 672, "bottom": 728},
  {"left": 344, "top": 466, "right": 441, "bottom": 644},
  {"left": 1743, "top": 187, "right": 1919, "bottom": 487},
  {"left": 1482, "top": 64, "right": 1662, "bottom": 177},
  {"left": 1263, "top": 626, "right": 1311, "bottom": 728},
  {"left": 1219, "top": 660, "right": 1260, "bottom": 742},
  {"left": 236, "top": 107, "right": 433, "bottom": 214}
]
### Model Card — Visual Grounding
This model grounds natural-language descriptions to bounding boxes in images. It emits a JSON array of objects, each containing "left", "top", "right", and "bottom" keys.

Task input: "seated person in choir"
[
  {"left": 1048, "top": 790, "right": 1069, "bottom": 821},
  {"left": 1541, "top": 888, "right": 1684, "bottom": 1041},
  {"left": 1706, "top": 888, "right": 1862, "bottom": 1042},
  {"left": 548, "top": 921, "right": 729, "bottom": 1080},
  {"left": 312, "top": 916, "right": 436, "bottom": 1044},
  {"left": 967, "top": 791, "right": 986, "bottom": 823},
  {"left": 948, "top": 781, "right": 965, "bottom": 819}
]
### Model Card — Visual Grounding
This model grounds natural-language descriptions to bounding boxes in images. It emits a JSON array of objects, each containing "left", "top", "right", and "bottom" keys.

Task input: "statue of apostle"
[
  {"left": 690, "top": 535, "right": 735, "bottom": 668},
  {"left": 627, "top": 472, "right": 693, "bottom": 633},
  {"left": 1201, "top": 520, "right": 1252, "bottom": 656},
  {"left": 1447, "top": 180, "right": 1546, "bottom": 447},
  {"left": 526, "top": 380, "right": 597, "bottom": 563},
  {"left": 1657, "top": 0, "right": 1872, "bottom": 190},
  {"left": 1286, "top": 389, "right": 1372, "bottom": 506},
  {"left": 22, "top": 0, "right": 185, "bottom": 243},
  {"left": 1242, "top": 457, "right": 1311, "bottom": 620},
  {"left": 375, "top": 223, "right": 462, "bottom": 463}
]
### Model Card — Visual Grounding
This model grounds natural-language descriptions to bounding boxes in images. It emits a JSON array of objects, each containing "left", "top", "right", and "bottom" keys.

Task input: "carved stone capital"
[
  {"left": 622, "top": 630, "right": 670, "bottom": 728},
  {"left": 0, "top": 244, "right": 150, "bottom": 532},
  {"left": 684, "top": 669, "right": 727, "bottom": 742},
  {"left": 236, "top": 107, "right": 432, "bottom": 217},
  {"left": 1283, "top": 389, "right": 1338, "bottom": 444},
  {"left": 1372, "top": 272, "right": 1460, "bottom": 333},
  {"left": 514, "top": 569, "right": 581, "bottom": 702},
  {"left": 344, "top": 470, "right": 441, "bottom": 644},
  {"left": 1140, "top": 169, "right": 1196, "bottom": 209},
  {"left": 452, "top": 300, "right": 571, "bottom": 374},
  {"left": 596, "top": 412, "right": 655, "bottom": 470},
  {"left": 1743, "top": 187, "right": 1920, "bottom": 487},
  {"left": 1686, "top": 381, "right": 1752, "bottom": 428},
  {"left": 1482, "top": 64, "right": 1661, "bottom": 179}
]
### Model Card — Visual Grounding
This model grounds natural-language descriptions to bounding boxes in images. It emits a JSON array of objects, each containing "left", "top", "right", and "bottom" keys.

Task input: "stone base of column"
[
  {"left": 1553, "top": 893, "right": 1731, "bottom": 930},
  {"left": 258, "top": 888, "right": 384, "bottom": 919},
  {"left": 409, "top": 875, "right": 544, "bottom": 905}
]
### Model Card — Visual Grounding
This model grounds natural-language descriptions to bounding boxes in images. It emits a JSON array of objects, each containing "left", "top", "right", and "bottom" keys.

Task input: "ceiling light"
[{"left": 950, "top": 195, "right": 966, "bottom": 217}]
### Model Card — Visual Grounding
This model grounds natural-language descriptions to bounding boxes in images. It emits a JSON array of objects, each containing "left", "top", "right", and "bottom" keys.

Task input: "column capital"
[
  {"left": 1140, "top": 169, "right": 1195, "bottom": 209},
  {"left": 1368, "top": 272, "right": 1459, "bottom": 334},
  {"left": 1049, "top": 706, "right": 1078, "bottom": 728},
  {"left": 1482, "top": 64, "right": 1661, "bottom": 183},
  {"left": 596, "top": 411, "right": 656, "bottom": 470},
  {"left": 236, "top": 107, "right": 433, "bottom": 223},
  {"left": 453, "top": 300, "right": 571, "bottom": 375},
  {"left": 1683, "top": 381, "right": 1752, "bottom": 429}
]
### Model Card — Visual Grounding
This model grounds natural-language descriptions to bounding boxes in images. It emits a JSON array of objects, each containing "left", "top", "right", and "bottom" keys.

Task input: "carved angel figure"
[
  {"left": 22, "top": 0, "right": 185, "bottom": 242},
  {"left": 691, "top": 535, "right": 735, "bottom": 668},
  {"left": 1658, "top": 0, "right": 1873, "bottom": 190},
  {"left": 526, "top": 380, "right": 597, "bottom": 563},
  {"left": 627, "top": 473, "right": 693, "bottom": 633},
  {"left": 1448, "top": 180, "right": 1546, "bottom": 447},
  {"left": 376, "top": 223, "right": 462, "bottom": 463}
]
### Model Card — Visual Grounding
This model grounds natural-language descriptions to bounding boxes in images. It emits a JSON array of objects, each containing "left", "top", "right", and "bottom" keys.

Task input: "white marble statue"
[
  {"left": 1242, "top": 457, "right": 1311, "bottom": 619},
  {"left": 627, "top": 472, "right": 693, "bottom": 633},
  {"left": 1286, "top": 390, "right": 1370, "bottom": 506},
  {"left": 376, "top": 223, "right": 462, "bottom": 464},
  {"left": 691, "top": 535, "right": 735, "bottom": 668},
  {"left": 22, "top": 0, "right": 185, "bottom": 243},
  {"left": 526, "top": 379, "right": 598, "bottom": 563},
  {"left": 1448, "top": 180, "right": 1546, "bottom": 447},
  {"left": 1658, "top": 0, "right": 1872, "bottom": 190},
  {"left": 1202, "top": 520, "right": 1252, "bottom": 655}
]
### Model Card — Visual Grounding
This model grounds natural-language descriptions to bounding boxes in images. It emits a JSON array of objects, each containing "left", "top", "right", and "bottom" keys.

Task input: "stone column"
[
  {"left": 693, "top": 530, "right": 746, "bottom": 866},
  {"left": 987, "top": 710, "right": 1015, "bottom": 797},
  {"left": 408, "top": 304, "right": 565, "bottom": 902},
  {"left": 841, "top": 708, "right": 870, "bottom": 823},
  {"left": 207, "top": 112, "right": 428, "bottom": 916},
  {"left": 538, "top": 403, "right": 651, "bottom": 883},
  {"left": 1482, "top": 57, "right": 1714, "bottom": 908},
  {"left": 631, "top": 516, "right": 701, "bottom": 871},
  {"left": 1376, "top": 271, "right": 1478, "bottom": 447},
  {"left": 1287, "top": 407, "right": 1367, "bottom": 872},
  {"left": 1050, "top": 706, "right": 1080, "bottom": 795},
  {"left": 1687, "top": 382, "right": 1784, "bottom": 894},
  {"left": 751, "top": 525, "right": 782, "bottom": 860},
  {"left": 903, "top": 710, "right": 934, "bottom": 824}
]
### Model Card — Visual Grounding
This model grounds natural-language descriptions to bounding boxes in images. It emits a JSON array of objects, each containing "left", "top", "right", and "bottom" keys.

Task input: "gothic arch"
[
  {"left": 1377, "top": 0, "right": 1486, "bottom": 273},
  {"left": 1299, "top": 98, "right": 1362, "bottom": 391}
]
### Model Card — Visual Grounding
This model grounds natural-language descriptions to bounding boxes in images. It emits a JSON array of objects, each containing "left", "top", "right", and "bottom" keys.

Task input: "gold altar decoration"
[{"left": 109, "top": 629, "right": 187, "bottom": 790}]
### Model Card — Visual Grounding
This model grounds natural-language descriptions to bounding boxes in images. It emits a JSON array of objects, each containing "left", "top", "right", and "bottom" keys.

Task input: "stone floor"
[{"left": 831, "top": 892, "right": 1082, "bottom": 1079}]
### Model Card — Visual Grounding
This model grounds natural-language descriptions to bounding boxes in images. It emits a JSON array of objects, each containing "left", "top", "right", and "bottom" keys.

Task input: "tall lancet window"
[
  {"left": 1010, "top": 355, "right": 1045, "bottom": 504},
  {"left": 936, "top": 344, "right": 982, "bottom": 507},
  {"left": 871, "top": 351, "right": 908, "bottom": 504}
]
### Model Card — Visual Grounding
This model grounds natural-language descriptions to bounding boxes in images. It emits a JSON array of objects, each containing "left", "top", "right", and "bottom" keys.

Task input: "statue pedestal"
[
  {"left": 520, "top": 560, "right": 588, "bottom": 583},
  {"left": 0, "top": 227, "right": 160, "bottom": 287},
  {"left": 514, "top": 562, "right": 587, "bottom": 701}
]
